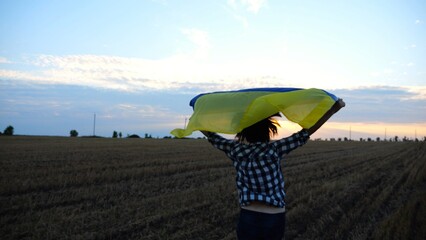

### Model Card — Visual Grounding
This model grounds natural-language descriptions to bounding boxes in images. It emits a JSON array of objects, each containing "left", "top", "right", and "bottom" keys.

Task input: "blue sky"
[{"left": 1, "top": 0, "right": 425, "bottom": 139}]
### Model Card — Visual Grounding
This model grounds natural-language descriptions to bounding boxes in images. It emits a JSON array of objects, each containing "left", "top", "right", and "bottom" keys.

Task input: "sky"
[{"left": 1, "top": 0, "right": 425, "bottom": 140}]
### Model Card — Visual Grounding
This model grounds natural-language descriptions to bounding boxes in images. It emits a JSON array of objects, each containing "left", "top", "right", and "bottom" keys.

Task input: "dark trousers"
[{"left": 237, "top": 208, "right": 286, "bottom": 240}]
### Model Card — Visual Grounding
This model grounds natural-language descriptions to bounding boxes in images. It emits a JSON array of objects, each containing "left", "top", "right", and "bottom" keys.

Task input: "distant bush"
[
  {"left": 70, "top": 130, "right": 78, "bottom": 137},
  {"left": 3, "top": 125, "right": 14, "bottom": 136},
  {"left": 112, "top": 131, "right": 118, "bottom": 138},
  {"left": 127, "top": 134, "right": 140, "bottom": 138}
]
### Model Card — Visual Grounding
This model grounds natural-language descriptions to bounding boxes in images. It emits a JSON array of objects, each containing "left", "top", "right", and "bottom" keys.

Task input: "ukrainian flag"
[{"left": 171, "top": 88, "right": 339, "bottom": 138}]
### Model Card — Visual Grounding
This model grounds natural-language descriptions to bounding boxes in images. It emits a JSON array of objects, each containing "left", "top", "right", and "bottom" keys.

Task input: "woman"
[{"left": 201, "top": 99, "right": 345, "bottom": 240}]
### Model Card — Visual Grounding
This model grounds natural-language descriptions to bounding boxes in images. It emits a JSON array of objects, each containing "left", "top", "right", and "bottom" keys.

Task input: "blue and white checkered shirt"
[{"left": 207, "top": 130, "right": 309, "bottom": 208}]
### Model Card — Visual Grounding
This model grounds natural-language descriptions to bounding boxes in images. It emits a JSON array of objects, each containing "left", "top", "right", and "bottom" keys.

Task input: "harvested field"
[{"left": 1, "top": 136, "right": 425, "bottom": 239}]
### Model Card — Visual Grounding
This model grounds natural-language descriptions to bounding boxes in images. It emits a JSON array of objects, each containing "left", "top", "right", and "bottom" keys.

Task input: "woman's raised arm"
[{"left": 305, "top": 99, "right": 345, "bottom": 136}]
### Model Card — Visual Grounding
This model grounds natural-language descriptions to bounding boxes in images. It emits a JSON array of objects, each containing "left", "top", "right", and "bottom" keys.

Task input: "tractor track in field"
[{"left": 286, "top": 142, "right": 425, "bottom": 240}]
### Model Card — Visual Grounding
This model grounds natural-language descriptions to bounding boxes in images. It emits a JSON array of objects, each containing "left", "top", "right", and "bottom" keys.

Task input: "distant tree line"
[
  {"left": 314, "top": 136, "right": 426, "bottom": 142},
  {"left": 2, "top": 124, "right": 424, "bottom": 141},
  {"left": 67, "top": 129, "right": 157, "bottom": 139}
]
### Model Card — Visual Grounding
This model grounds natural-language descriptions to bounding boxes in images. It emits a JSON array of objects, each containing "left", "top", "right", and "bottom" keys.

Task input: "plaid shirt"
[{"left": 207, "top": 130, "right": 309, "bottom": 208}]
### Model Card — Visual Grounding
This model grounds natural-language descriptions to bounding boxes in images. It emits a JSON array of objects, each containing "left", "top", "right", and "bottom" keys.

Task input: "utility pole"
[
  {"left": 384, "top": 128, "right": 387, "bottom": 141},
  {"left": 349, "top": 125, "right": 352, "bottom": 141},
  {"left": 93, "top": 113, "right": 96, "bottom": 136},
  {"left": 184, "top": 117, "right": 188, "bottom": 129}
]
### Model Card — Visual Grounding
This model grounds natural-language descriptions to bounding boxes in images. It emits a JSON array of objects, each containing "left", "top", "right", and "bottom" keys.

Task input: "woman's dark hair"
[{"left": 236, "top": 114, "right": 281, "bottom": 143}]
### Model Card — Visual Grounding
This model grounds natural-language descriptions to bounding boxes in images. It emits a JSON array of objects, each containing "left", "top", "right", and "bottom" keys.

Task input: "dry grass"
[{"left": 1, "top": 136, "right": 425, "bottom": 239}]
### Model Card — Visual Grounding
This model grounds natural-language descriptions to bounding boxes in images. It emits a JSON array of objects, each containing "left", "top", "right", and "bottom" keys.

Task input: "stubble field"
[{"left": 1, "top": 136, "right": 425, "bottom": 239}]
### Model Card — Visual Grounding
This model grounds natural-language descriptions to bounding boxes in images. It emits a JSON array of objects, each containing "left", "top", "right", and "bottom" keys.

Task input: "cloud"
[
  {"left": 405, "top": 86, "right": 426, "bottom": 100},
  {"left": 228, "top": 0, "right": 267, "bottom": 14},
  {"left": 0, "top": 44, "right": 423, "bottom": 94},
  {"left": 1, "top": 54, "right": 205, "bottom": 91},
  {"left": 404, "top": 44, "right": 417, "bottom": 50},
  {"left": 415, "top": 19, "right": 422, "bottom": 24},
  {"left": 0, "top": 57, "right": 12, "bottom": 64},
  {"left": 2, "top": 80, "right": 425, "bottom": 137},
  {"left": 332, "top": 86, "right": 426, "bottom": 124},
  {"left": 181, "top": 28, "right": 211, "bottom": 58},
  {"left": 181, "top": 28, "right": 210, "bottom": 49},
  {"left": 241, "top": 0, "right": 267, "bottom": 13},
  {"left": 0, "top": 53, "right": 301, "bottom": 92},
  {"left": 0, "top": 69, "right": 48, "bottom": 82},
  {"left": 112, "top": 103, "right": 170, "bottom": 118},
  {"left": 0, "top": 81, "right": 191, "bottom": 136},
  {"left": 225, "top": 0, "right": 266, "bottom": 28},
  {"left": 232, "top": 14, "right": 249, "bottom": 29}
]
